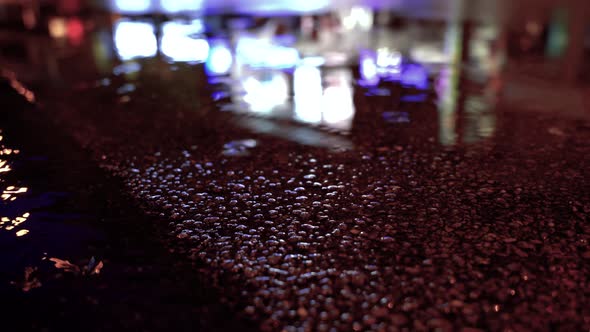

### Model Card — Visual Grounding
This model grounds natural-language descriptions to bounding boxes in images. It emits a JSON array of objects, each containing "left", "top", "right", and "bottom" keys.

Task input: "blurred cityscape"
[{"left": 1, "top": 1, "right": 588, "bottom": 148}]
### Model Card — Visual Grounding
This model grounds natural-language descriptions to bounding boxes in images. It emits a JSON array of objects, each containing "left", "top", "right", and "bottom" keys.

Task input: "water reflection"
[
  {"left": 239, "top": 72, "right": 289, "bottom": 113},
  {"left": 2, "top": 2, "right": 528, "bottom": 151},
  {"left": 236, "top": 36, "right": 299, "bottom": 69},
  {"left": 160, "top": 0, "right": 204, "bottom": 13},
  {"left": 294, "top": 65, "right": 356, "bottom": 130},
  {"left": 107, "top": 11, "right": 506, "bottom": 149},
  {"left": 0, "top": 160, "right": 11, "bottom": 173},
  {"left": 113, "top": 20, "right": 158, "bottom": 61},
  {"left": 0, "top": 130, "right": 31, "bottom": 237},
  {"left": 2, "top": 187, "right": 28, "bottom": 201},
  {"left": 111, "top": 0, "right": 152, "bottom": 13},
  {"left": 220, "top": 42, "right": 356, "bottom": 132},
  {"left": 206, "top": 43, "right": 233, "bottom": 75},
  {"left": 319, "top": 69, "right": 355, "bottom": 130},
  {"left": 293, "top": 64, "right": 323, "bottom": 124},
  {"left": 400, "top": 64, "right": 429, "bottom": 89},
  {"left": 359, "top": 50, "right": 429, "bottom": 89},
  {"left": 436, "top": 66, "right": 459, "bottom": 146},
  {"left": 15, "top": 229, "right": 30, "bottom": 237},
  {"left": 435, "top": 20, "right": 503, "bottom": 146},
  {"left": 160, "top": 20, "right": 209, "bottom": 62}
]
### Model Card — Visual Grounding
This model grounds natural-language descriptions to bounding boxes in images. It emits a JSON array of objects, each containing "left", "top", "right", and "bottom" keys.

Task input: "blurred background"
[{"left": 0, "top": 0, "right": 588, "bottom": 144}]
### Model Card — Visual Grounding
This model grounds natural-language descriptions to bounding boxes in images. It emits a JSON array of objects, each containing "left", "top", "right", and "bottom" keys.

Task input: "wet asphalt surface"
[{"left": 1, "top": 15, "right": 590, "bottom": 332}]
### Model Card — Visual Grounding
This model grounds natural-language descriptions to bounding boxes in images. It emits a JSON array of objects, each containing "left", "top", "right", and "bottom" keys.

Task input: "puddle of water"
[
  {"left": 4, "top": 4, "right": 571, "bottom": 151},
  {"left": 222, "top": 139, "right": 258, "bottom": 156},
  {"left": 0, "top": 87, "right": 253, "bottom": 331}
]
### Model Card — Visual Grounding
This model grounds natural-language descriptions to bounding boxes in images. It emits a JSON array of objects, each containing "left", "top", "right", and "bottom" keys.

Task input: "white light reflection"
[
  {"left": 294, "top": 64, "right": 323, "bottom": 124},
  {"left": 1, "top": 212, "right": 30, "bottom": 231},
  {"left": 241, "top": 73, "right": 289, "bottom": 113},
  {"left": 341, "top": 6, "right": 374, "bottom": 31},
  {"left": 236, "top": 37, "right": 299, "bottom": 69},
  {"left": 376, "top": 48, "right": 402, "bottom": 76},
  {"left": 240, "top": 0, "right": 331, "bottom": 13},
  {"left": 112, "top": 0, "right": 151, "bottom": 13},
  {"left": 411, "top": 44, "right": 449, "bottom": 64},
  {"left": 0, "top": 160, "right": 10, "bottom": 173},
  {"left": 161, "top": 21, "right": 209, "bottom": 62},
  {"left": 323, "top": 70, "right": 355, "bottom": 129},
  {"left": 160, "top": 0, "right": 202, "bottom": 13},
  {"left": 206, "top": 43, "right": 233, "bottom": 75},
  {"left": 300, "top": 56, "right": 325, "bottom": 67},
  {"left": 294, "top": 64, "right": 355, "bottom": 131},
  {"left": 359, "top": 48, "right": 402, "bottom": 86},
  {"left": 359, "top": 51, "right": 379, "bottom": 86},
  {"left": 114, "top": 21, "right": 157, "bottom": 61},
  {"left": 2, "top": 186, "right": 28, "bottom": 201}
]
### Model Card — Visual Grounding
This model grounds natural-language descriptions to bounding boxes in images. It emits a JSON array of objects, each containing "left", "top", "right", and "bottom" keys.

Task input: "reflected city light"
[
  {"left": 160, "top": 0, "right": 202, "bottom": 13},
  {"left": 2, "top": 186, "right": 28, "bottom": 201},
  {"left": 114, "top": 21, "right": 157, "bottom": 61},
  {"left": 463, "top": 95, "right": 497, "bottom": 143},
  {"left": 236, "top": 37, "right": 299, "bottom": 69},
  {"left": 300, "top": 56, "right": 325, "bottom": 67},
  {"left": 0, "top": 160, "right": 10, "bottom": 173},
  {"left": 5, "top": 74, "right": 35, "bottom": 103},
  {"left": 294, "top": 64, "right": 323, "bottom": 124},
  {"left": 0, "top": 148, "right": 19, "bottom": 155},
  {"left": 112, "top": 0, "right": 152, "bottom": 13},
  {"left": 376, "top": 48, "right": 402, "bottom": 75},
  {"left": 48, "top": 17, "right": 67, "bottom": 38},
  {"left": 0, "top": 130, "right": 32, "bottom": 238},
  {"left": 241, "top": 73, "right": 289, "bottom": 113},
  {"left": 341, "top": 6, "right": 374, "bottom": 30},
  {"left": 359, "top": 51, "right": 379, "bottom": 86},
  {"left": 206, "top": 43, "right": 233, "bottom": 75},
  {"left": 411, "top": 44, "right": 449, "bottom": 64},
  {"left": 1, "top": 212, "right": 30, "bottom": 232},
  {"left": 436, "top": 66, "right": 458, "bottom": 146},
  {"left": 294, "top": 64, "right": 355, "bottom": 130},
  {"left": 161, "top": 21, "right": 209, "bottom": 62},
  {"left": 401, "top": 64, "right": 429, "bottom": 89},
  {"left": 322, "top": 70, "right": 355, "bottom": 129},
  {"left": 358, "top": 48, "right": 403, "bottom": 85},
  {"left": 242, "top": 0, "right": 331, "bottom": 13},
  {"left": 360, "top": 49, "right": 427, "bottom": 89},
  {"left": 67, "top": 18, "right": 85, "bottom": 45},
  {"left": 113, "top": 62, "right": 141, "bottom": 75}
]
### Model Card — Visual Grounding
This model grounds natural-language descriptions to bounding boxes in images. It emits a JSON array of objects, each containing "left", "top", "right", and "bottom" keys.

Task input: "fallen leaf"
[
  {"left": 92, "top": 261, "right": 104, "bottom": 275},
  {"left": 85, "top": 256, "right": 104, "bottom": 275},
  {"left": 19, "top": 267, "right": 42, "bottom": 292},
  {"left": 50, "top": 257, "right": 81, "bottom": 274},
  {"left": 548, "top": 127, "right": 565, "bottom": 136}
]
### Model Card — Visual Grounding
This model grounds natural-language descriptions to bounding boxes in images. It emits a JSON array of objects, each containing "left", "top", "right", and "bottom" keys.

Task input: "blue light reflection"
[{"left": 206, "top": 43, "right": 233, "bottom": 75}]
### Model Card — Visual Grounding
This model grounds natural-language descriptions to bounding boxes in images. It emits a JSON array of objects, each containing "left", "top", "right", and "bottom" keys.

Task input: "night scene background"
[{"left": 0, "top": 0, "right": 589, "bottom": 331}]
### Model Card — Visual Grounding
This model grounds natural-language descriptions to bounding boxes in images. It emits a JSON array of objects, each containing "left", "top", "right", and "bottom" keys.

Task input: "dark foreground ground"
[
  {"left": 1, "top": 9, "right": 590, "bottom": 332},
  {"left": 0, "top": 84, "right": 255, "bottom": 331}
]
